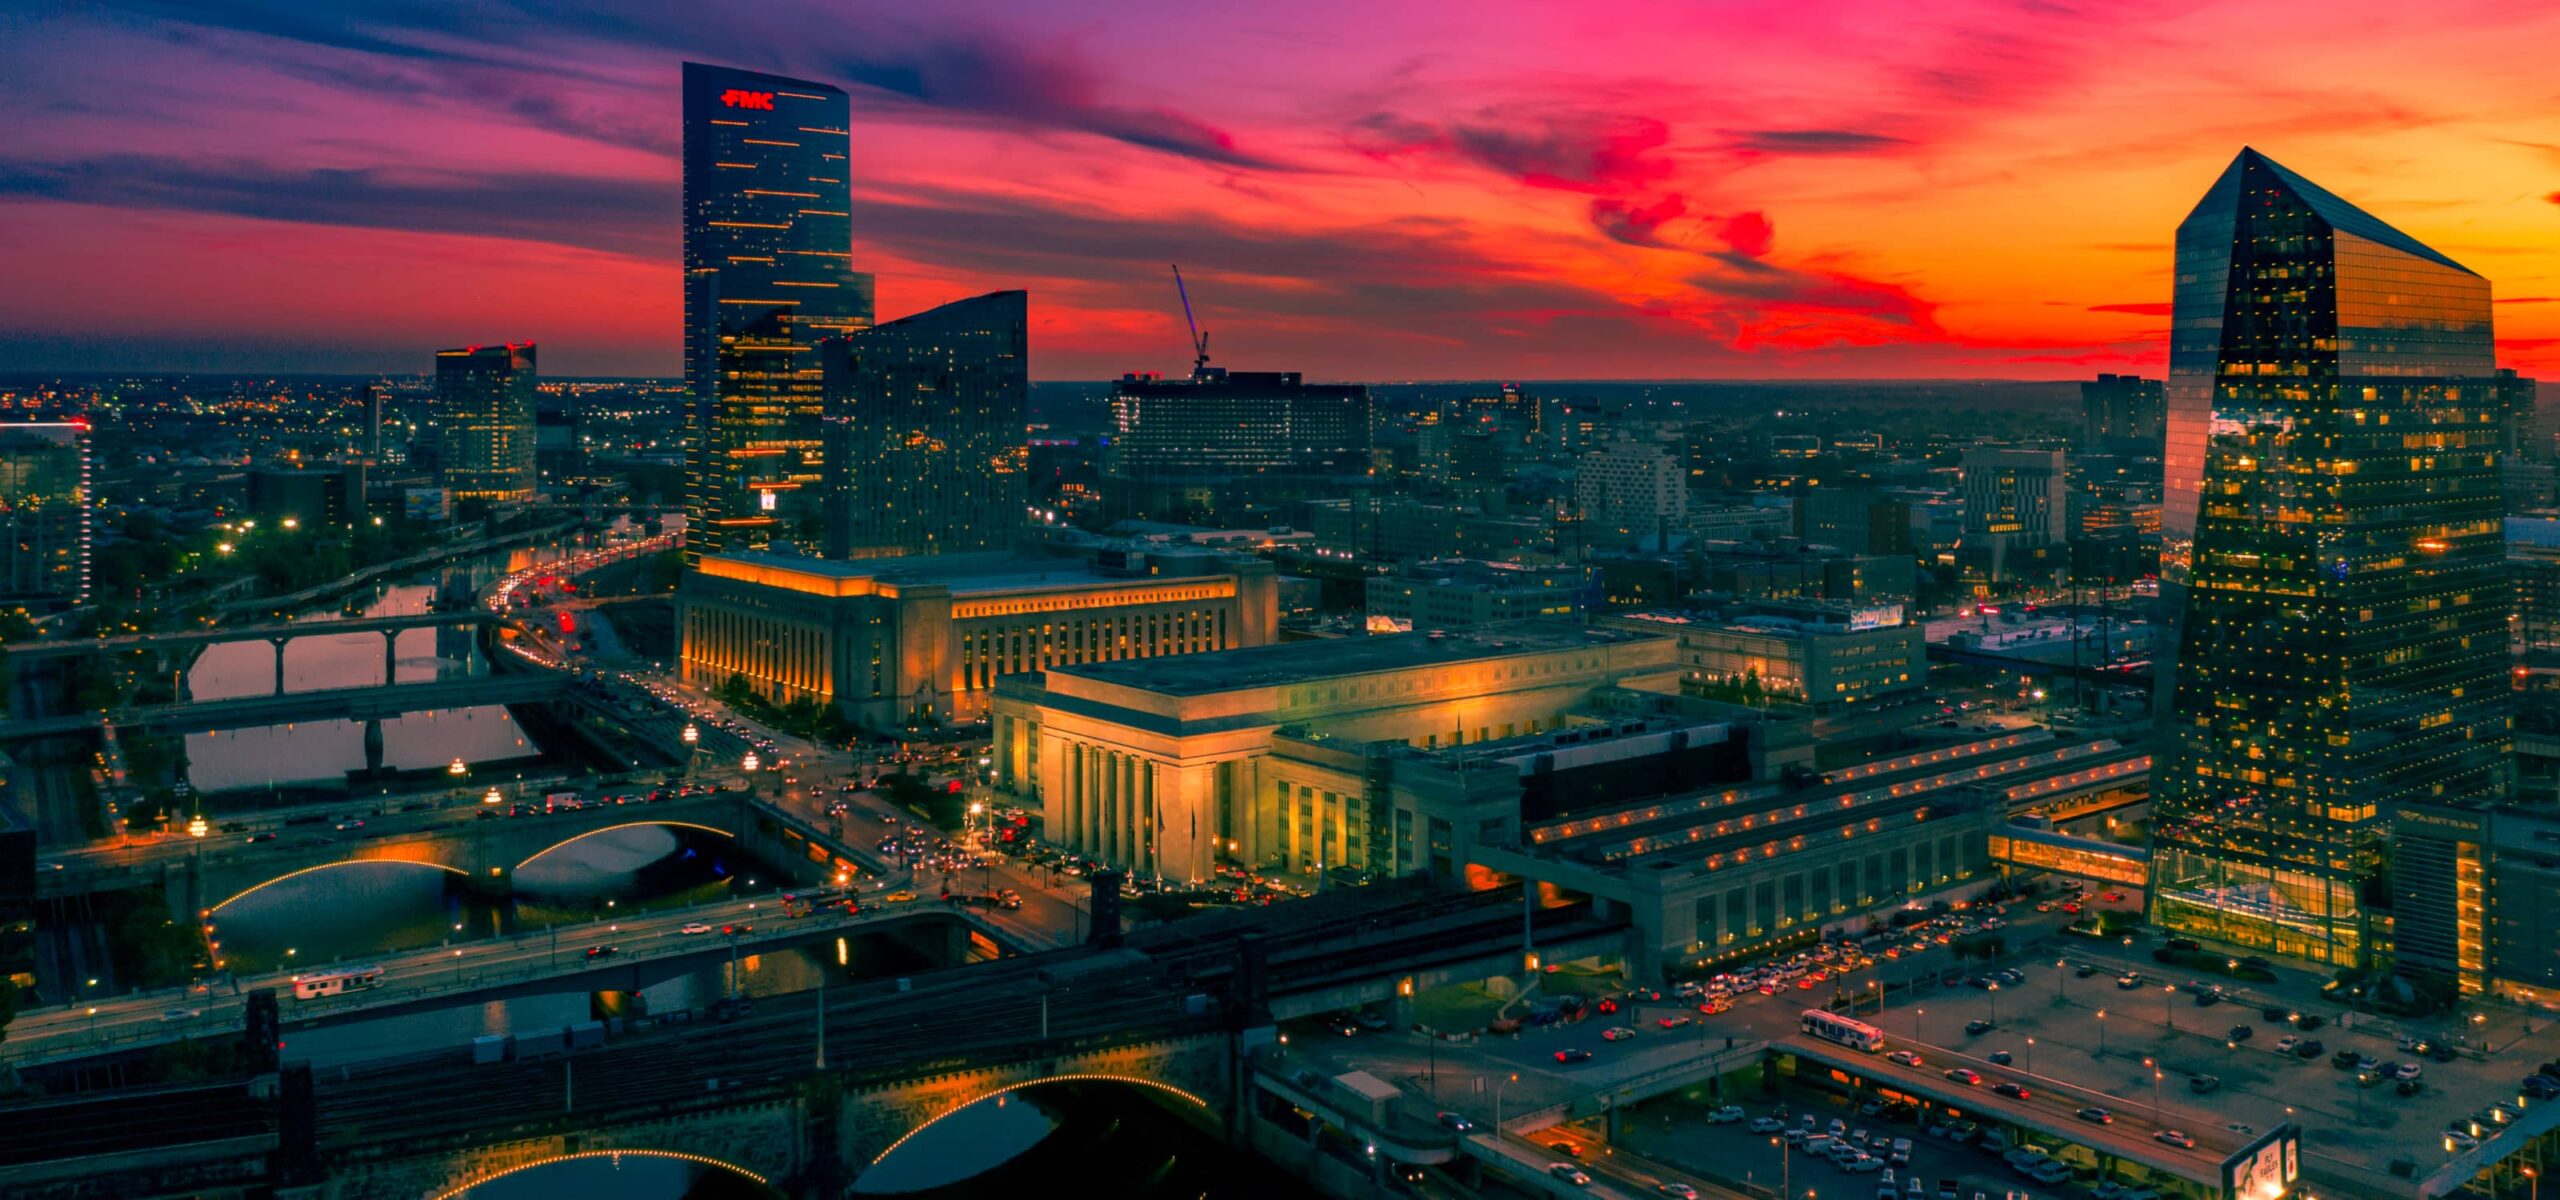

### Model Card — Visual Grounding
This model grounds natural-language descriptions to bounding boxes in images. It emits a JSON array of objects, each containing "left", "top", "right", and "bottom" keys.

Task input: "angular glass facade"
[
  {"left": 1105, "top": 369, "right": 1374, "bottom": 525},
  {"left": 2149, "top": 148, "right": 2508, "bottom": 970},
  {"left": 433, "top": 342, "right": 537, "bottom": 501},
  {"left": 820, "top": 291, "right": 1029, "bottom": 558},
  {"left": 680, "top": 61, "right": 874, "bottom": 563}
]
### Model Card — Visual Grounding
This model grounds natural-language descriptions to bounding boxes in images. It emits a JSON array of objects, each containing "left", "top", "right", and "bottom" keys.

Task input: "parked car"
[
  {"left": 2189, "top": 1074, "right": 2221, "bottom": 1094},
  {"left": 1704, "top": 1105, "right": 1745, "bottom": 1124},
  {"left": 1965, "top": 1019, "right": 1996, "bottom": 1035}
]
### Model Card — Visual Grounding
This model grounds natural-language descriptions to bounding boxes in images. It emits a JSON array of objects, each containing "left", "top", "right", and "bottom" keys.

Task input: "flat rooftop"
[
  {"left": 693, "top": 550, "right": 1224, "bottom": 599},
  {"left": 1054, "top": 621, "right": 1662, "bottom": 697}
]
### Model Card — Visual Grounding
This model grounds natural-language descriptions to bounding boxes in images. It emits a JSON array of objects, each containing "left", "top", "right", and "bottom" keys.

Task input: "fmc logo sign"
[{"left": 721, "top": 89, "right": 775, "bottom": 110}]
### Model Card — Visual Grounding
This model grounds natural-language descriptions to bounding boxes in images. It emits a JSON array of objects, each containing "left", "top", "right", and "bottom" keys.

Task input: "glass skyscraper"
[
  {"left": 0, "top": 421, "right": 90, "bottom": 608},
  {"left": 2149, "top": 148, "right": 2507, "bottom": 969},
  {"left": 433, "top": 342, "right": 537, "bottom": 501},
  {"left": 1105, "top": 369, "right": 1374, "bottom": 525},
  {"left": 681, "top": 61, "right": 874, "bottom": 564},
  {"left": 820, "top": 291, "right": 1029, "bottom": 559}
]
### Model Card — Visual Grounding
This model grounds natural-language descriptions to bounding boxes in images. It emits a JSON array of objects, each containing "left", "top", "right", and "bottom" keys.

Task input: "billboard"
[{"left": 2221, "top": 1123, "right": 2299, "bottom": 1200}]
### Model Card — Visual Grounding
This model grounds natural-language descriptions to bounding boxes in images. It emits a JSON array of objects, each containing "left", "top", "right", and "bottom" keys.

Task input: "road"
[{"left": 2, "top": 885, "right": 925, "bottom": 1069}]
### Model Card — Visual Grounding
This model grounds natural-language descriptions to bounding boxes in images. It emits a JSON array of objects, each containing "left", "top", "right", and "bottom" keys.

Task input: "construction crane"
[{"left": 1170, "top": 263, "right": 1211, "bottom": 378}]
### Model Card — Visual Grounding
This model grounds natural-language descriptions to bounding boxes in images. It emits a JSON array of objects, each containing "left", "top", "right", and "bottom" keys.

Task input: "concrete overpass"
[
  {"left": 37, "top": 783, "right": 744, "bottom": 907},
  {"left": 1, "top": 609, "right": 513, "bottom": 664},
  {"left": 0, "top": 673, "right": 572, "bottom": 743}
]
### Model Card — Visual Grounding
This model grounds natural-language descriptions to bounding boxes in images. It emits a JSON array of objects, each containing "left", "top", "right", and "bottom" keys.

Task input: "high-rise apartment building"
[
  {"left": 2081, "top": 373, "right": 2166, "bottom": 445},
  {"left": 681, "top": 61, "right": 874, "bottom": 564},
  {"left": 2149, "top": 148, "right": 2507, "bottom": 973},
  {"left": 0, "top": 421, "right": 90, "bottom": 608},
  {"left": 1104, "top": 369, "right": 1372, "bottom": 525},
  {"left": 820, "top": 291, "right": 1028, "bottom": 559},
  {"left": 432, "top": 343, "right": 537, "bottom": 501},
  {"left": 1958, "top": 446, "right": 2069, "bottom": 584},
  {"left": 1575, "top": 441, "right": 1687, "bottom": 549}
]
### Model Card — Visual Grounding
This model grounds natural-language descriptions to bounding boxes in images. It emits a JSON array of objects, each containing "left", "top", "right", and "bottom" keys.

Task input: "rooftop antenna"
[{"left": 1171, "top": 263, "right": 1210, "bottom": 378}]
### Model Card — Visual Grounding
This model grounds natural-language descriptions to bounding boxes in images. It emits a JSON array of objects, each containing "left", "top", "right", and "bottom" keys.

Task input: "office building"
[
  {"left": 2149, "top": 148, "right": 2508, "bottom": 973},
  {"left": 679, "top": 543, "right": 1275, "bottom": 731},
  {"left": 1958, "top": 446, "right": 2068, "bottom": 585},
  {"left": 990, "top": 622, "right": 1681, "bottom": 882},
  {"left": 247, "top": 467, "right": 359, "bottom": 528},
  {"left": 432, "top": 343, "right": 537, "bottom": 501},
  {"left": 1105, "top": 369, "right": 1372, "bottom": 525},
  {"left": 1600, "top": 599, "right": 1923, "bottom": 712},
  {"left": 1576, "top": 442, "right": 1688, "bottom": 549},
  {"left": 681, "top": 61, "right": 874, "bottom": 563},
  {"left": 2081, "top": 374, "right": 2166, "bottom": 446},
  {"left": 0, "top": 421, "right": 90, "bottom": 607},
  {"left": 820, "top": 291, "right": 1029, "bottom": 559},
  {"left": 1364, "top": 560, "right": 1590, "bottom": 632},
  {"left": 1794, "top": 485, "right": 1915, "bottom": 556}
]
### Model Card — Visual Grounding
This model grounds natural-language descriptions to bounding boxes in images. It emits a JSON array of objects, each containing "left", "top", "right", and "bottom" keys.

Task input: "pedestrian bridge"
[{"left": 1986, "top": 820, "right": 2149, "bottom": 887}]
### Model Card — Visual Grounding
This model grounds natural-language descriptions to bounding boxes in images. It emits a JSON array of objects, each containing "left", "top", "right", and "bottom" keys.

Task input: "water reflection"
[
  {"left": 180, "top": 531, "right": 631, "bottom": 794},
  {"left": 855, "top": 1081, "right": 1303, "bottom": 1198}
]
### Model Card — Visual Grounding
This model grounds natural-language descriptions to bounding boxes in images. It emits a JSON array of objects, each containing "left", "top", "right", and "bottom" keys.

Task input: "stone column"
[
  {"left": 1082, "top": 744, "right": 1103, "bottom": 853},
  {"left": 1117, "top": 754, "right": 1138, "bottom": 868},
  {"left": 270, "top": 636, "right": 290, "bottom": 696},
  {"left": 1038, "top": 732, "right": 1071, "bottom": 845},
  {"left": 1139, "top": 762, "right": 1158, "bottom": 877},
  {"left": 381, "top": 630, "right": 400, "bottom": 686}
]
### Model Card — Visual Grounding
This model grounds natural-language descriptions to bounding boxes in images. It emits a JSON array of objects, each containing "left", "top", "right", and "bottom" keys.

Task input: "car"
[
  {"left": 1750, "top": 1117, "right": 1787, "bottom": 1133},
  {"left": 2101, "top": 891, "right": 2126, "bottom": 902},
  {"left": 2445, "top": 1130, "right": 2480, "bottom": 1151},
  {"left": 1992, "top": 1082, "right": 2031, "bottom": 1099},
  {"left": 720, "top": 923, "right": 754, "bottom": 935},
  {"left": 2355, "top": 1054, "right": 2379, "bottom": 1072},
  {"left": 2397, "top": 1078, "right": 2424, "bottom": 1096},
  {"left": 1551, "top": 1140, "right": 1583, "bottom": 1158},
  {"left": 1436, "top": 1111, "right": 1475, "bottom": 1133},
  {"left": 2295, "top": 1037, "right": 2325, "bottom": 1058},
  {"left": 2077, "top": 1106, "right": 2115, "bottom": 1124},
  {"left": 680, "top": 922, "right": 714, "bottom": 935},
  {"left": 883, "top": 891, "right": 917, "bottom": 904},
  {"left": 1548, "top": 1163, "right": 1591, "bottom": 1186},
  {"left": 334, "top": 819, "right": 366, "bottom": 831},
  {"left": 246, "top": 831, "right": 279, "bottom": 842},
  {"left": 1659, "top": 1014, "right": 1694, "bottom": 1029},
  {"left": 2194, "top": 988, "right": 2223, "bottom": 1007},
  {"left": 2117, "top": 972, "right": 2143, "bottom": 989},
  {"left": 2391, "top": 1061, "right": 2423, "bottom": 1081},
  {"left": 1704, "top": 1105, "right": 1745, "bottom": 1124},
  {"left": 2076, "top": 963, "right": 2101, "bottom": 977},
  {"left": 2227, "top": 1023, "right": 2253, "bottom": 1042},
  {"left": 160, "top": 1007, "right": 203, "bottom": 1021},
  {"left": 1988, "top": 1050, "right": 2014, "bottom": 1065},
  {"left": 1657, "top": 1185, "right": 1700, "bottom": 1199},
  {"left": 2155, "top": 1129, "right": 2196, "bottom": 1149},
  {"left": 1602, "top": 1026, "right": 1638, "bottom": 1042},
  {"left": 2294, "top": 1013, "right": 2326, "bottom": 1031},
  {"left": 2275, "top": 1034, "right": 2300, "bottom": 1053},
  {"left": 584, "top": 944, "right": 618, "bottom": 959},
  {"left": 1555, "top": 1048, "right": 1594, "bottom": 1064},
  {"left": 2526, "top": 1076, "right": 2560, "bottom": 1100},
  {"left": 1945, "top": 1068, "right": 1982, "bottom": 1085},
  {"left": 1965, "top": 1019, "right": 1996, "bottom": 1035},
  {"left": 2264, "top": 1004, "right": 2292, "bottom": 1022},
  {"left": 2333, "top": 1049, "right": 2363, "bottom": 1070},
  {"left": 2189, "top": 1074, "right": 2220, "bottom": 1094},
  {"left": 1845, "top": 1155, "right": 1885, "bottom": 1174},
  {"left": 1888, "top": 1049, "right": 1925, "bottom": 1067}
]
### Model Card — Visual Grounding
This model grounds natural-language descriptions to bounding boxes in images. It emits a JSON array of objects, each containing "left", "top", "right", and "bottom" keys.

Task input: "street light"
[
  {"left": 742, "top": 751, "right": 761, "bottom": 773},
  {"left": 483, "top": 788, "right": 503, "bottom": 805},
  {"left": 2096, "top": 1009, "right": 2107, "bottom": 1056},
  {"left": 2025, "top": 1036, "right": 2034, "bottom": 1073},
  {"left": 448, "top": 758, "right": 468, "bottom": 777},
  {"left": 682, "top": 723, "right": 699, "bottom": 747},
  {"left": 2145, "top": 1057, "right": 2163, "bottom": 1126},
  {"left": 187, "top": 813, "right": 208, "bottom": 839}
]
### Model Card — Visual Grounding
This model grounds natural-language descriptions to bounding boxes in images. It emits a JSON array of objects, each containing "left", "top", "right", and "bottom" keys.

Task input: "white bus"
[
  {"left": 293, "top": 965, "right": 384, "bottom": 1000},
  {"left": 1801, "top": 1008, "right": 1887, "bottom": 1053}
]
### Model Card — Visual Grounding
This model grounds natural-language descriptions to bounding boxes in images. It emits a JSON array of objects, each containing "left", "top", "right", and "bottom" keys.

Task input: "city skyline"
[{"left": 3, "top": 2, "right": 2557, "bottom": 381}]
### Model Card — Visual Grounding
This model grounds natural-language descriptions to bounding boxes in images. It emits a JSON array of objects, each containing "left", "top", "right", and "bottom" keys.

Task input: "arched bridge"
[{"left": 180, "top": 789, "right": 757, "bottom": 916}]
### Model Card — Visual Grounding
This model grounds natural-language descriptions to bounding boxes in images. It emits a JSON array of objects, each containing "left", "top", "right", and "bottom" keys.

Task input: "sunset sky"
[{"left": 4, "top": 0, "right": 2557, "bottom": 381}]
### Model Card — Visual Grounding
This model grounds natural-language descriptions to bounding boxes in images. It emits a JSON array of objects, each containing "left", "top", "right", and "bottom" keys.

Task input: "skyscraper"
[
  {"left": 821, "top": 291, "right": 1028, "bottom": 558},
  {"left": 1958, "top": 446, "right": 2069, "bottom": 586},
  {"left": 432, "top": 343, "right": 537, "bottom": 501},
  {"left": 681, "top": 61, "right": 874, "bottom": 563},
  {"left": 2081, "top": 373, "right": 2166, "bottom": 445},
  {"left": 2149, "top": 148, "right": 2507, "bottom": 971},
  {"left": 0, "top": 421, "right": 90, "bottom": 608}
]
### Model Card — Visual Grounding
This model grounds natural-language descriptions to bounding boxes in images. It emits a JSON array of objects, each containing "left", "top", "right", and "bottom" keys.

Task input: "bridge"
[
  {"left": 35, "top": 782, "right": 765, "bottom": 907},
  {"left": 0, "top": 878, "right": 1636, "bottom": 1199},
  {"left": 1, "top": 609, "right": 513, "bottom": 664},
  {"left": 0, "top": 673, "right": 571, "bottom": 743}
]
